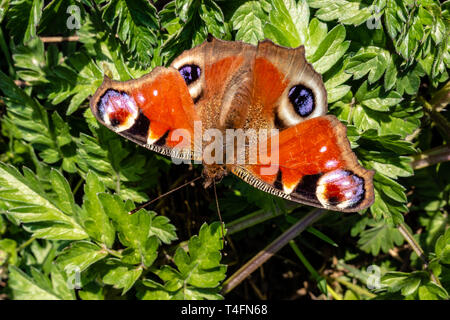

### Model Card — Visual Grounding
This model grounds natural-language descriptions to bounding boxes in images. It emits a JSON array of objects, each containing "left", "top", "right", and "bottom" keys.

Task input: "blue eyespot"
[
  {"left": 179, "top": 64, "right": 201, "bottom": 85},
  {"left": 288, "top": 85, "right": 314, "bottom": 117}
]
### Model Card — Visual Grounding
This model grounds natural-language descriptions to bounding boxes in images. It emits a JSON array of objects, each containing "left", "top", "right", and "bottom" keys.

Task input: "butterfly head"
[{"left": 202, "top": 164, "right": 228, "bottom": 189}]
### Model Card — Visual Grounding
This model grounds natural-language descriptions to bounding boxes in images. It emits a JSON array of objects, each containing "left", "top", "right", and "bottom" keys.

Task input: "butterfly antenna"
[
  {"left": 129, "top": 176, "right": 202, "bottom": 215},
  {"left": 213, "top": 181, "right": 226, "bottom": 248}
]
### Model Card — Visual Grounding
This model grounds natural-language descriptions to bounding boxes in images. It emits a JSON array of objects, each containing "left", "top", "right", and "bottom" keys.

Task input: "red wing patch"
[{"left": 90, "top": 67, "right": 200, "bottom": 159}]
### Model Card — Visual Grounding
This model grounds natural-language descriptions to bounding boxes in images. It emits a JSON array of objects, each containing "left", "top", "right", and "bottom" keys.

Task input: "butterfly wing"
[
  {"left": 226, "top": 40, "right": 373, "bottom": 211},
  {"left": 232, "top": 115, "right": 374, "bottom": 212},
  {"left": 245, "top": 40, "right": 328, "bottom": 131},
  {"left": 90, "top": 67, "right": 200, "bottom": 160}
]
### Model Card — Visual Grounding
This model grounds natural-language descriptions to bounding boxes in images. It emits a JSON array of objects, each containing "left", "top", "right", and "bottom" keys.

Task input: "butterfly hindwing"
[{"left": 249, "top": 40, "right": 328, "bottom": 131}]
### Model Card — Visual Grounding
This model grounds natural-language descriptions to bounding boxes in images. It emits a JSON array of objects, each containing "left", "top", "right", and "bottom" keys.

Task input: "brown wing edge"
[{"left": 231, "top": 165, "right": 332, "bottom": 211}]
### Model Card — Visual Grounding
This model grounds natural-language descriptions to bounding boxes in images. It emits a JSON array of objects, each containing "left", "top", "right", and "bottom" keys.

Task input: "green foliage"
[
  {"left": 0, "top": 0, "right": 449, "bottom": 300},
  {"left": 0, "top": 163, "right": 224, "bottom": 299},
  {"left": 102, "top": 0, "right": 158, "bottom": 67},
  {"left": 140, "top": 222, "right": 226, "bottom": 299},
  {"left": 6, "top": 0, "right": 43, "bottom": 43}
]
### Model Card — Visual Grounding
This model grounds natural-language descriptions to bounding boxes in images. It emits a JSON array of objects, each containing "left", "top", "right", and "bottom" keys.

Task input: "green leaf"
[
  {"left": 103, "top": 0, "right": 158, "bottom": 67},
  {"left": 50, "top": 264, "right": 77, "bottom": 300},
  {"left": 346, "top": 47, "right": 391, "bottom": 84},
  {"left": 355, "top": 81, "right": 403, "bottom": 111},
  {"left": 230, "top": 1, "right": 268, "bottom": 44},
  {"left": 357, "top": 220, "right": 404, "bottom": 255},
  {"left": 306, "top": 18, "right": 328, "bottom": 55},
  {"left": 418, "top": 282, "right": 449, "bottom": 300},
  {"left": 56, "top": 241, "right": 108, "bottom": 272},
  {"left": 435, "top": 228, "right": 450, "bottom": 264},
  {"left": 139, "top": 279, "right": 173, "bottom": 300},
  {"left": 382, "top": 271, "right": 449, "bottom": 299},
  {"left": 145, "top": 222, "right": 226, "bottom": 300},
  {"left": 373, "top": 173, "right": 407, "bottom": 203},
  {"left": 0, "top": 238, "right": 18, "bottom": 265},
  {"left": 350, "top": 99, "right": 422, "bottom": 137},
  {"left": 384, "top": 56, "right": 398, "bottom": 90},
  {"left": 173, "top": 222, "right": 226, "bottom": 288},
  {"left": 359, "top": 130, "right": 416, "bottom": 154},
  {"left": 264, "top": 0, "right": 310, "bottom": 47},
  {"left": 98, "top": 194, "right": 164, "bottom": 267},
  {"left": 396, "top": 64, "right": 424, "bottom": 95},
  {"left": 308, "top": 25, "right": 350, "bottom": 74},
  {"left": 199, "top": 0, "right": 229, "bottom": 39},
  {"left": 140, "top": 277, "right": 223, "bottom": 300},
  {"left": 98, "top": 194, "right": 149, "bottom": 248},
  {"left": 6, "top": 0, "right": 43, "bottom": 43},
  {"left": 49, "top": 168, "right": 77, "bottom": 216},
  {"left": 12, "top": 37, "right": 48, "bottom": 84},
  {"left": 161, "top": 0, "right": 230, "bottom": 62},
  {"left": 381, "top": 271, "right": 425, "bottom": 295},
  {"left": 149, "top": 214, "right": 178, "bottom": 245},
  {"left": 0, "top": 0, "right": 10, "bottom": 23},
  {"left": 8, "top": 265, "right": 75, "bottom": 300},
  {"left": 362, "top": 151, "right": 413, "bottom": 179},
  {"left": 78, "top": 282, "right": 105, "bottom": 300},
  {"left": 76, "top": 113, "right": 161, "bottom": 202},
  {"left": 0, "top": 162, "right": 88, "bottom": 240},
  {"left": 102, "top": 260, "right": 143, "bottom": 295},
  {"left": 308, "top": 0, "right": 374, "bottom": 26},
  {"left": 0, "top": 68, "right": 78, "bottom": 172},
  {"left": 79, "top": 172, "right": 115, "bottom": 248}
]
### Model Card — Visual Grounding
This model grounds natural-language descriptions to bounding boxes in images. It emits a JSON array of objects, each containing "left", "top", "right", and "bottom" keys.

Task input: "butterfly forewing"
[{"left": 90, "top": 67, "right": 201, "bottom": 161}]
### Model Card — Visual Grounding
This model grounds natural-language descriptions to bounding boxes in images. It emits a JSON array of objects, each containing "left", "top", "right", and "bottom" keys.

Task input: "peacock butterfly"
[{"left": 90, "top": 37, "right": 375, "bottom": 212}]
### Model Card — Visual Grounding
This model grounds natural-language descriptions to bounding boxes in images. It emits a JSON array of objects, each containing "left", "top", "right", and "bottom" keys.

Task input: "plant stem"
[
  {"left": 289, "top": 240, "right": 320, "bottom": 281},
  {"left": 227, "top": 209, "right": 281, "bottom": 235},
  {"left": 221, "top": 208, "right": 327, "bottom": 295},
  {"left": 289, "top": 240, "right": 329, "bottom": 297},
  {"left": 227, "top": 202, "right": 298, "bottom": 235},
  {"left": 40, "top": 36, "right": 80, "bottom": 43},
  {"left": 104, "top": 247, "right": 123, "bottom": 259},
  {"left": 16, "top": 236, "right": 37, "bottom": 252},
  {"left": 419, "top": 96, "right": 450, "bottom": 143},
  {"left": 327, "top": 284, "right": 343, "bottom": 300},
  {"left": 397, "top": 223, "right": 442, "bottom": 287},
  {"left": 410, "top": 145, "right": 450, "bottom": 170},
  {"left": 72, "top": 178, "right": 84, "bottom": 196},
  {"left": 332, "top": 276, "right": 377, "bottom": 299},
  {"left": 430, "top": 80, "right": 450, "bottom": 112}
]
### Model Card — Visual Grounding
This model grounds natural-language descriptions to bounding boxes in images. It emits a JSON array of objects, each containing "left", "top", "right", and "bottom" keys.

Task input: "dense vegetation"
[{"left": 0, "top": 0, "right": 449, "bottom": 300}]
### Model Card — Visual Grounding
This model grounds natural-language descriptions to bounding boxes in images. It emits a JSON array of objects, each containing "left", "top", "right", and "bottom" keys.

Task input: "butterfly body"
[{"left": 90, "top": 37, "right": 374, "bottom": 212}]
